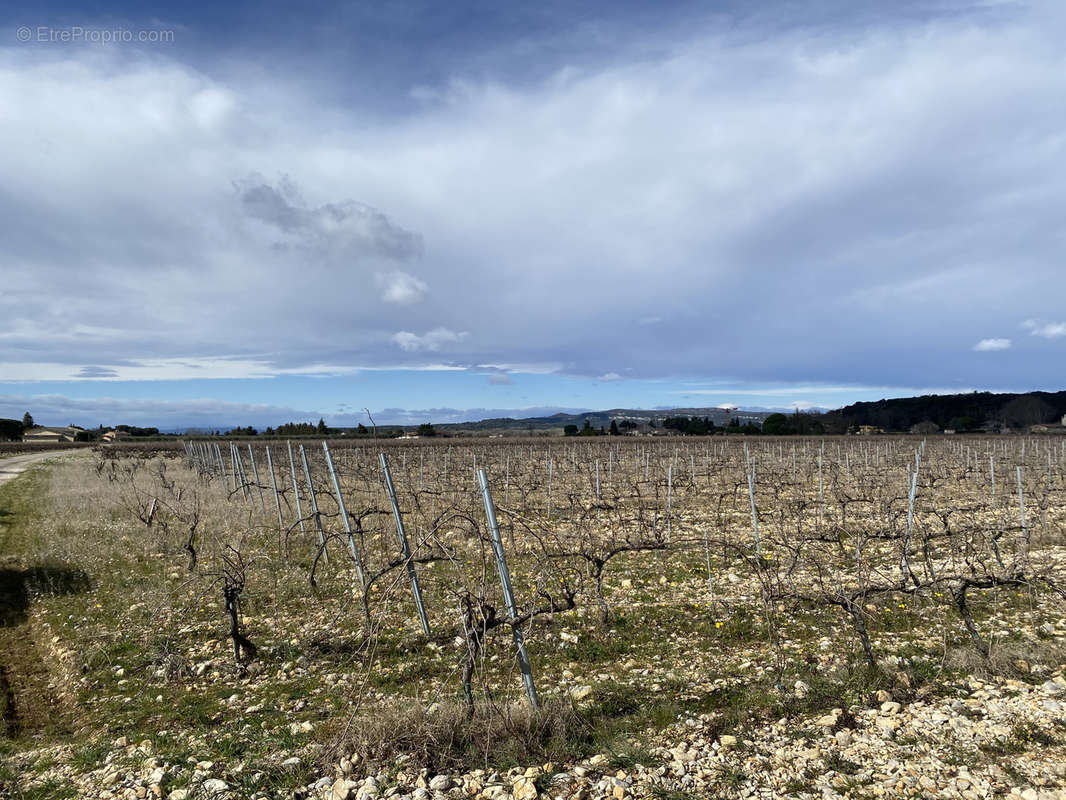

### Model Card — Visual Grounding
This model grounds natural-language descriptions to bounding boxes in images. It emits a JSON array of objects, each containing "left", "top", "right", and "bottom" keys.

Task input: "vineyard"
[{"left": 3, "top": 436, "right": 1066, "bottom": 799}]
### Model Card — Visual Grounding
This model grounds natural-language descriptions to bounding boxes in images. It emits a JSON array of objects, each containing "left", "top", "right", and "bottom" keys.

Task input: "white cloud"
[
  {"left": 1022, "top": 319, "right": 1066, "bottom": 338},
  {"left": 0, "top": 358, "right": 473, "bottom": 382},
  {"left": 973, "top": 338, "right": 1011, "bottom": 351},
  {"left": 375, "top": 270, "right": 429, "bottom": 304},
  {"left": 475, "top": 362, "right": 563, "bottom": 374},
  {"left": 391, "top": 328, "right": 468, "bottom": 352},
  {"left": 0, "top": 358, "right": 287, "bottom": 382},
  {"left": 597, "top": 372, "right": 622, "bottom": 382}
]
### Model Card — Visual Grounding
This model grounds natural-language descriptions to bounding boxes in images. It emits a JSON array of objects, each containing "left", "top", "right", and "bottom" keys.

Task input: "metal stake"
[
  {"left": 287, "top": 441, "right": 307, "bottom": 540},
  {"left": 265, "top": 446, "right": 284, "bottom": 552},
  {"left": 477, "top": 468, "right": 538, "bottom": 709},
  {"left": 299, "top": 445, "right": 328, "bottom": 564},
  {"left": 323, "top": 442, "right": 366, "bottom": 589},
  {"left": 380, "top": 453, "right": 431, "bottom": 635},
  {"left": 248, "top": 444, "right": 266, "bottom": 512}
]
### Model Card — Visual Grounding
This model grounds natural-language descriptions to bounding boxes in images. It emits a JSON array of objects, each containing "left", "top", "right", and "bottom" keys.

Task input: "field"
[
  {"left": 0, "top": 442, "right": 96, "bottom": 458},
  {"left": 2, "top": 436, "right": 1065, "bottom": 800}
]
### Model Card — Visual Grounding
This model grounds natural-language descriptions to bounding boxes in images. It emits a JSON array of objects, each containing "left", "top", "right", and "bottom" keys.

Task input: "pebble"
[
  {"left": 427, "top": 775, "right": 452, "bottom": 792},
  {"left": 200, "top": 779, "right": 229, "bottom": 795}
]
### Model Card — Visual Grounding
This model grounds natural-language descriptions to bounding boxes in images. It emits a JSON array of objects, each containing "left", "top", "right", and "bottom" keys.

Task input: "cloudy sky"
[{"left": 2, "top": 0, "right": 1064, "bottom": 429}]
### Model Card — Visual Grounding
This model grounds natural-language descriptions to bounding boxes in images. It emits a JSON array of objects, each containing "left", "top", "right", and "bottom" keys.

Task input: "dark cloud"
[
  {"left": 75, "top": 366, "right": 120, "bottom": 378},
  {"left": 236, "top": 176, "right": 423, "bottom": 261}
]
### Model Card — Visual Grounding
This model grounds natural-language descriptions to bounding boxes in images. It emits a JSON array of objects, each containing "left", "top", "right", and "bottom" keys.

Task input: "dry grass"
[
  {"left": 329, "top": 697, "right": 592, "bottom": 774},
  {"left": 944, "top": 638, "right": 1066, "bottom": 681}
]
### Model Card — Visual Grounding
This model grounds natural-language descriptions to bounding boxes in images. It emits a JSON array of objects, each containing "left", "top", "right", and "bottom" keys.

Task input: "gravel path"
[{"left": 0, "top": 450, "right": 76, "bottom": 488}]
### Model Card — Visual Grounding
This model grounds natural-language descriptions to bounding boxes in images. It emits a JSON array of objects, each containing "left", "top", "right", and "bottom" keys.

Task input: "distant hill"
[
  {"left": 431, "top": 406, "right": 771, "bottom": 434},
  {"left": 824, "top": 390, "right": 1066, "bottom": 433},
  {"left": 180, "top": 390, "right": 1066, "bottom": 438},
  {"left": 436, "top": 392, "right": 1066, "bottom": 436}
]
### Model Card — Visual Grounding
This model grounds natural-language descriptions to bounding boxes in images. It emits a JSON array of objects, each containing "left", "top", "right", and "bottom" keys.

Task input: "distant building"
[
  {"left": 23, "top": 426, "right": 80, "bottom": 442},
  {"left": 100, "top": 430, "right": 132, "bottom": 443},
  {"left": 857, "top": 425, "right": 883, "bottom": 435},
  {"left": 1031, "top": 421, "right": 1066, "bottom": 435}
]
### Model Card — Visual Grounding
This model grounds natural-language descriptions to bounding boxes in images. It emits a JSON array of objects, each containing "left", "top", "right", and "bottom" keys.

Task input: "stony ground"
[{"left": 10, "top": 665, "right": 1066, "bottom": 799}]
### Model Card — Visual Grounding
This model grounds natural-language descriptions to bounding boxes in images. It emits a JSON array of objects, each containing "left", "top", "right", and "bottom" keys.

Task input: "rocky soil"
[{"left": 10, "top": 640, "right": 1066, "bottom": 799}]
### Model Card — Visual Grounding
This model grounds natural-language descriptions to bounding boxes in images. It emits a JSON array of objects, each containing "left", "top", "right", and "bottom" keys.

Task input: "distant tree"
[
  {"left": 609, "top": 420, "right": 620, "bottom": 436},
  {"left": 316, "top": 418, "right": 328, "bottom": 434},
  {"left": 116, "top": 425, "right": 160, "bottom": 437},
  {"left": 563, "top": 424, "right": 579, "bottom": 437},
  {"left": 576, "top": 419, "right": 603, "bottom": 436},
  {"left": 761, "top": 413, "right": 792, "bottom": 435},
  {"left": 356, "top": 423, "right": 368, "bottom": 435},
  {"left": 22, "top": 412, "right": 33, "bottom": 430},
  {"left": 662, "top": 415, "right": 716, "bottom": 435},
  {"left": 0, "top": 418, "right": 23, "bottom": 441},
  {"left": 74, "top": 430, "right": 95, "bottom": 442},
  {"left": 277, "top": 421, "right": 316, "bottom": 436},
  {"left": 417, "top": 423, "right": 437, "bottom": 437},
  {"left": 1000, "top": 395, "right": 1054, "bottom": 428},
  {"left": 791, "top": 411, "right": 826, "bottom": 435}
]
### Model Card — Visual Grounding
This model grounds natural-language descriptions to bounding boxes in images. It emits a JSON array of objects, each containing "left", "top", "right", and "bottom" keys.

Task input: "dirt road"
[
  {"left": 0, "top": 448, "right": 80, "bottom": 739},
  {"left": 0, "top": 450, "right": 75, "bottom": 489}
]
